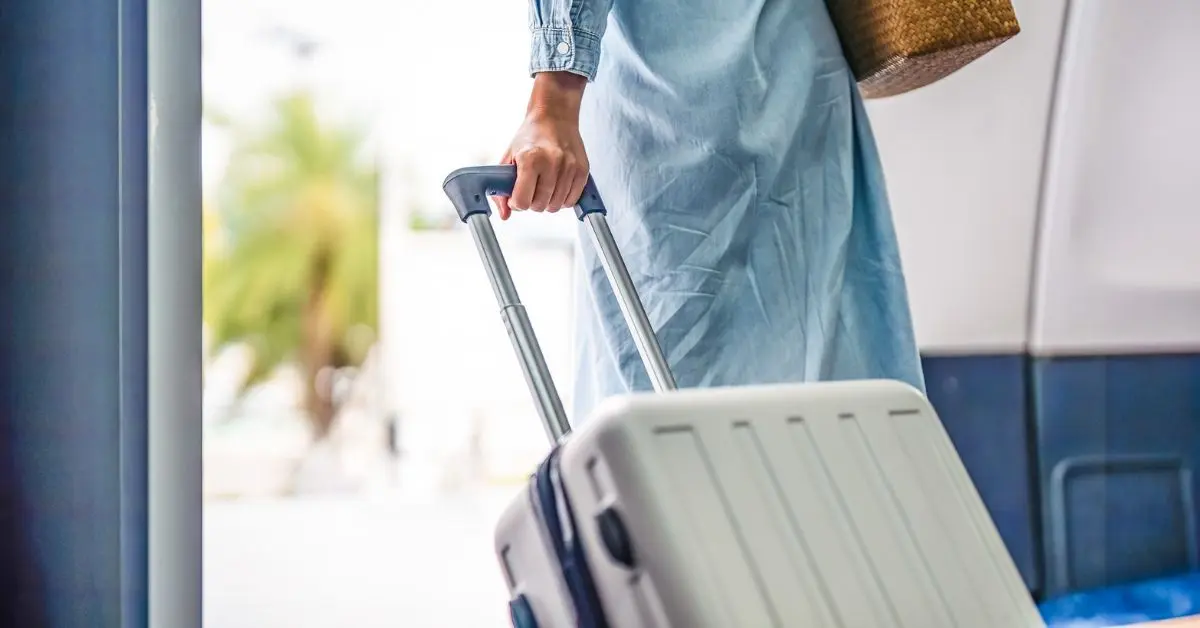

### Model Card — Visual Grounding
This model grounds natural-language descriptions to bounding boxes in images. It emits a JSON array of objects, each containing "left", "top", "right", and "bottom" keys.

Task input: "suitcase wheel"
[{"left": 508, "top": 593, "right": 539, "bottom": 628}]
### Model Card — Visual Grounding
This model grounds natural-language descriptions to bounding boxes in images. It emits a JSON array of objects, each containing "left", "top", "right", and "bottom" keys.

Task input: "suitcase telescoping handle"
[{"left": 443, "top": 165, "right": 677, "bottom": 444}]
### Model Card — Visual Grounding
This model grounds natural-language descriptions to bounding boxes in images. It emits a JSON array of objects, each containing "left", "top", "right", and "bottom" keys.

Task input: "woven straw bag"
[{"left": 826, "top": 0, "right": 1021, "bottom": 99}]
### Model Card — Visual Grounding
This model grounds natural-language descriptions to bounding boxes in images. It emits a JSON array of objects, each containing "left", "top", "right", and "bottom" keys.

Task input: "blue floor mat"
[{"left": 1040, "top": 572, "right": 1200, "bottom": 627}]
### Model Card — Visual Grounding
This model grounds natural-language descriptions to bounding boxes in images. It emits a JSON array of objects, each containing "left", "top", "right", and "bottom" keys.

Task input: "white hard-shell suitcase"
[{"left": 443, "top": 165, "right": 1045, "bottom": 628}]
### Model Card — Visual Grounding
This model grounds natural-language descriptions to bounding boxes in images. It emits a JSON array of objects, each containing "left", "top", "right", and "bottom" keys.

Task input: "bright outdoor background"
[
  {"left": 194, "top": 2, "right": 1200, "bottom": 626},
  {"left": 201, "top": 1, "right": 577, "bottom": 625}
]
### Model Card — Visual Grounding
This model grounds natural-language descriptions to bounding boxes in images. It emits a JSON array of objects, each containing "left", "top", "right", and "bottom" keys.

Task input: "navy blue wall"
[
  {"left": 1034, "top": 354, "right": 1200, "bottom": 598},
  {"left": 0, "top": 0, "right": 148, "bottom": 626},
  {"left": 924, "top": 352, "right": 1200, "bottom": 602},
  {"left": 922, "top": 355, "right": 1042, "bottom": 595}
]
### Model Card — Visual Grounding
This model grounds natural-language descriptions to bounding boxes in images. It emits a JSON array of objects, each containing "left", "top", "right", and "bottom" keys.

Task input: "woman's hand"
[{"left": 496, "top": 72, "right": 590, "bottom": 220}]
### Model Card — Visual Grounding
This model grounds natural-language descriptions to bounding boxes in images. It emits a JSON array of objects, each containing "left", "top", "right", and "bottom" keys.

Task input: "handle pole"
[
  {"left": 443, "top": 164, "right": 679, "bottom": 442},
  {"left": 467, "top": 213, "right": 571, "bottom": 444},
  {"left": 583, "top": 213, "right": 677, "bottom": 392}
]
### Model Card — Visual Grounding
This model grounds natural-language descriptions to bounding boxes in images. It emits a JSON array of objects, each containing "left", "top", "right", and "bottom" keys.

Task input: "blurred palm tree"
[{"left": 204, "top": 91, "right": 379, "bottom": 440}]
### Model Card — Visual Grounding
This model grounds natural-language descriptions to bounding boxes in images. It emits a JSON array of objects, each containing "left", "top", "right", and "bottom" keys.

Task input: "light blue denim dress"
[{"left": 529, "top": 0, "right": 926, "bottom": 420}]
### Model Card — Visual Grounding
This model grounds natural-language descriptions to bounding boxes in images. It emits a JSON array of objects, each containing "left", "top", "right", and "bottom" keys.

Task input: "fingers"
[
  {"left": 564, "top": 167, "right": 589, "bottom": 209},
  {"left": 530, "top": 164, "right": 559, "bottom": 213},
  {"left": 513, "top": 149, "right": 558, "bottom": 213},
  {"left": 513, "top": 153, "right": 589, "bottom": 215},
  {"left": 546, "top": 157, "right": 583, "bottom": 213},
  {"left": 510, "top": 151, "right": 540, "bottom": 214},
  {"left": 493, "top": 150, "right": 515, "bottom": 220}
]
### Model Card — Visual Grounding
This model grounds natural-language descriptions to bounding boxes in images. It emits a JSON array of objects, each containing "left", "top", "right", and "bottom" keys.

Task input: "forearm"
[{"left": 527, "top": 72, "right": 586, "bottom": 122}]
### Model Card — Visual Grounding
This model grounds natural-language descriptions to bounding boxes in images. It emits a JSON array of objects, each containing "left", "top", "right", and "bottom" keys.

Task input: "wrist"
[{"left": 527, "top": 72, "right": 586, "bottom": 121}]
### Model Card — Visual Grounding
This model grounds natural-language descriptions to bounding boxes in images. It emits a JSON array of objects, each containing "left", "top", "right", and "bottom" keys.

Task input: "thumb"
[{"left": 496, "top": 197, "right": 513, "bottom": 221}]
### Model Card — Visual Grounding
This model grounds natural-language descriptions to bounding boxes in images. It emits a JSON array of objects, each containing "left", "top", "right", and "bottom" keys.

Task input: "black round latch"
[{"left": 596, "top": 506, "right": 637, "bottom": 569}]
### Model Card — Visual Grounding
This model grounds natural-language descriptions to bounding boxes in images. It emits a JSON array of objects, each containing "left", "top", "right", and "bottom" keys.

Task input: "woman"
[{"left": 497, "top": 0, "right": 925, "bottom": 419}]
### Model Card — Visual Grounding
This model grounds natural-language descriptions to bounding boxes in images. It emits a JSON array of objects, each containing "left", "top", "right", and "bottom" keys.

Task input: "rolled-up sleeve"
[{"left": 528, "top": 0, "right": 614, "bottom": 80}]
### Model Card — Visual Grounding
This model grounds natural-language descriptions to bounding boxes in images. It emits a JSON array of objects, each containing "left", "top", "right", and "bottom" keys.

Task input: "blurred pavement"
[{"left": 204, "top": 487, "right": 521, "bottom": 627}]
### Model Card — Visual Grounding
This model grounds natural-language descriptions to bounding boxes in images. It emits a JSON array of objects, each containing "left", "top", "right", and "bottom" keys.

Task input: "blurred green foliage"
[{"left": 204, "top": 91, "right": 379, "bottom": 438}]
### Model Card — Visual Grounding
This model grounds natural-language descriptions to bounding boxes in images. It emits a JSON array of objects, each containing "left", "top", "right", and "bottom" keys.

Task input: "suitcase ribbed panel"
[{"left": 557, "top": 380, "right": 1044, "bottom": 628}]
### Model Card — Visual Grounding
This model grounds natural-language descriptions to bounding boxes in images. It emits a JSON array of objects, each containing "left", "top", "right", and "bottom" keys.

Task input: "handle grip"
[{"left": 442, "top": 165, "right": 608, "bottom": 222}]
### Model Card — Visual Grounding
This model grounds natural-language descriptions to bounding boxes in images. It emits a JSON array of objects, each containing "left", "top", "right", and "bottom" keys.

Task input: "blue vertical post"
[{"left": 0, "top": 0, "right": 201, "bottom": 625}]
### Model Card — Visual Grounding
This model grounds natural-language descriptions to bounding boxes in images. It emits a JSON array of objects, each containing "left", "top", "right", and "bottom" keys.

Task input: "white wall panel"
[
  {"left": 1030, "top": 0, "right": 1200, "bottom": 354},
  {"left": 867, "top": 0, "right": 1068, "bottom": 353}
]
